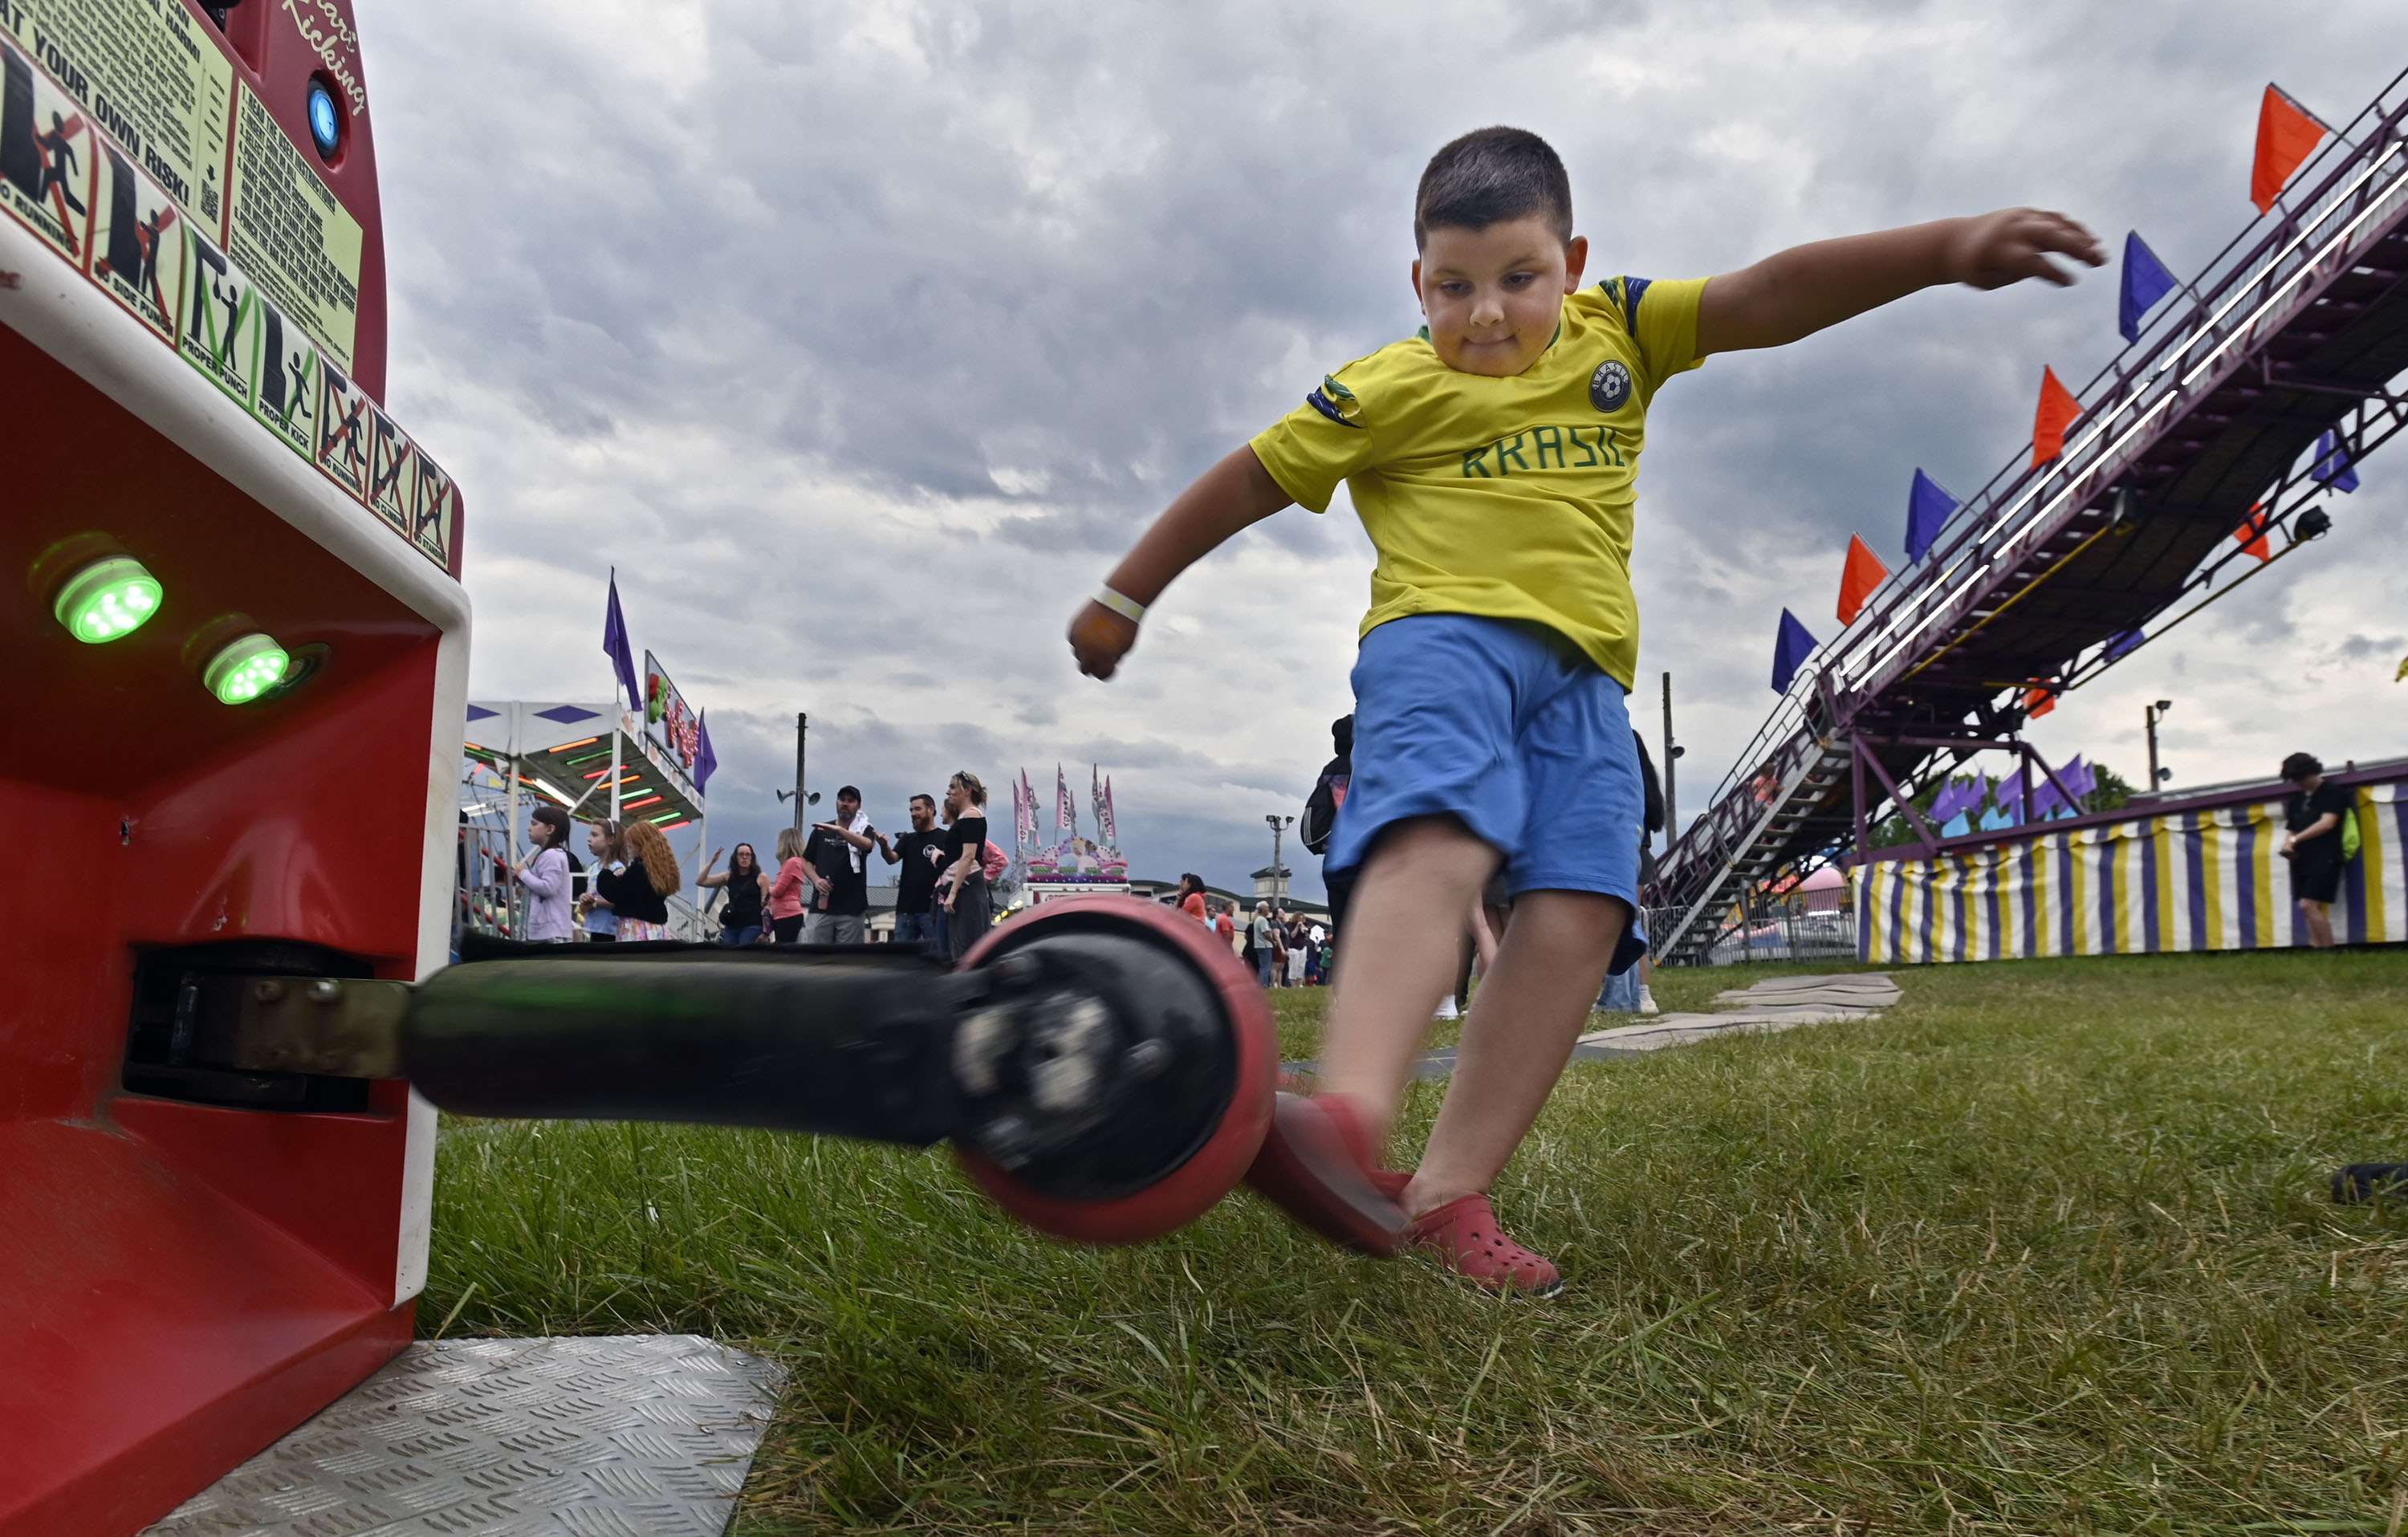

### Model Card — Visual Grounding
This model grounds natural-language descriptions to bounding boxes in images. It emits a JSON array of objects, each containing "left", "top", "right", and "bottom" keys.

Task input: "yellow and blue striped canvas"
[{"left": 1858, "top": 781, "right": 2405, "bottom": 964}]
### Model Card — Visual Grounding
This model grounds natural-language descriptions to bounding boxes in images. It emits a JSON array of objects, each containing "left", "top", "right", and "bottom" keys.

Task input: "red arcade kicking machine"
[{"left": 0, "top": 2, "right": 466, "bottom": 1531}]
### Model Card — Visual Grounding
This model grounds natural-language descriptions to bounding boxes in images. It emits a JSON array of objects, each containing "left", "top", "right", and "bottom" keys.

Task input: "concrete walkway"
[{"left": 1283, "top": 972, "right": 1900, "bottom": 1080}]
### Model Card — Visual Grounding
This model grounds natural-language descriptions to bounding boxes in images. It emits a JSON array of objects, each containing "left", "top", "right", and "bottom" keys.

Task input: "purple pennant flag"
[
  {"left": 2105, "top": 627, "right": 2146, "bottom": 660},
  {"left": 694, "top": 710, "right": 718, "bottom": 795},
  {"left": 1906, "top": 469, "right": 1959, "bottom": 563},
  {"left": 2034, "top": 755, "right": 2092, "bottom": 819},
  {"left": 602, "top": 570, "right": 641, "bottom": 710},
  {"left": 2312, "top": 429, "right": 2361, "bottom": 492},
  {"left": 1930, "top": 779, "right": 1969, "bottom": 826},
  {"left": 1771, "top": 608, "right": 1819, "bottom": 693},
  {"left": 1926, "top": 783, "right": 1956, "bottom": 826},
  {"left": 2119, "top": 231, "right": 2178, "bottom": 343},
  {"left": 2032, "top": 776, "right": 2063, "bottom": 819}
]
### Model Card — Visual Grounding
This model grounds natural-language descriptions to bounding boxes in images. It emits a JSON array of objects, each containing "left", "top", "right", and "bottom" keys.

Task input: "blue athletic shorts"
[{"left": 1325, "top": 612, "right": 1646, "bottom": 974}]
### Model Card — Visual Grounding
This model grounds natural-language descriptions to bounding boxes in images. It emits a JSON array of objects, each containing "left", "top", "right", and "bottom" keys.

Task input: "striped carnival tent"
[{"left": 1857, "top": 760, "right": 2408, "bottom": 965}]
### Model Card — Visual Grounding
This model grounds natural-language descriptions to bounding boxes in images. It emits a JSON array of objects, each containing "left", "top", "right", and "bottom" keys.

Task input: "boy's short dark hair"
[
  {"left": 2280, "top": 752, "right": 2323, "bottom": 783},
  {"left": 1415, "top": 127, "right": 1573, "bottom": 250}
]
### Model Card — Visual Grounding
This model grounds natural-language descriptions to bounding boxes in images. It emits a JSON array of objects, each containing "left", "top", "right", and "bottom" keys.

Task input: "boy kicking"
[{"left": 1069, "top": 128, "right": 2099, "bottom": 1295}]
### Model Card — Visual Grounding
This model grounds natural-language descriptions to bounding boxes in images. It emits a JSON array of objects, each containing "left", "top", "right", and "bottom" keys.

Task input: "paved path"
[{"left": 1284, "top": 972, "right": 1899, "bottom": 1080}]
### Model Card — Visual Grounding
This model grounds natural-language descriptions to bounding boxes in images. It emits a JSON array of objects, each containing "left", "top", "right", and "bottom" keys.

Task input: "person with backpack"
[
  {"left": 1598, "top": 730, "right": 1666, "bottom": 1012},
  {"left": 2281, "top": 752, "right": 2354, "bottom": 949},
  {"left": 1301, "top": 715, "right": 1354, "bottom": 930}
]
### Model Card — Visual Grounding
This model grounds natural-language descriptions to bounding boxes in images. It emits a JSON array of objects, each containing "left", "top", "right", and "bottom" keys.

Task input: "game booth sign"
[
  {"left": 1015, "top": 766, "right": 1132, "bottom": 902},
  {"left": 5, "top": 12, "right": 1280, "bottom": 1529}
]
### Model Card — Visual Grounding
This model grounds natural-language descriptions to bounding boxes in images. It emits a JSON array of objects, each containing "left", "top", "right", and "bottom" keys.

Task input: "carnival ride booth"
[{"left": 458, "top": 699, "right": 707, "bottom": 941}]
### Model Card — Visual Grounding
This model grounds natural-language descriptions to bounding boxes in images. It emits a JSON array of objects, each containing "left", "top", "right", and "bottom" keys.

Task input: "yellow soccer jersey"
[{"left": 1250, "top": 274, "right": 1707, "bottom": 689}]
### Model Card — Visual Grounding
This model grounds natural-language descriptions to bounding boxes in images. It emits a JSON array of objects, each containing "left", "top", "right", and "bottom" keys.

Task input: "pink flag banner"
[{"left": 1019, "top": 762, "right": 1127, "bottom": 884}]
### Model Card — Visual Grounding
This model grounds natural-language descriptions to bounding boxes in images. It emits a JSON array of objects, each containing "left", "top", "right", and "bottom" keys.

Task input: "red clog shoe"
[{"left": 1405, "top": 1193, "right": 1563, "bottom": 1298}]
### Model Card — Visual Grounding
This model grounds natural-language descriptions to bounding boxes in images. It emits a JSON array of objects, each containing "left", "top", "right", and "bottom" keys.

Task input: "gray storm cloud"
[{"left": 362, "top": 0, "right": 2408, "bottom": 896}]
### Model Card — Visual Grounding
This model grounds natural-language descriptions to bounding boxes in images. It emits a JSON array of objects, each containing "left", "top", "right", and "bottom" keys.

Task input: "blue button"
[{"left": 307, "top": 80, "right": 342, "bottom": 161}]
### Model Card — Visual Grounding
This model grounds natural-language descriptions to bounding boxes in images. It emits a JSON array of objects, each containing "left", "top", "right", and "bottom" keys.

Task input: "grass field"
[{"left": 423, "top": 948, "right": 2408, "bottom": 1534}]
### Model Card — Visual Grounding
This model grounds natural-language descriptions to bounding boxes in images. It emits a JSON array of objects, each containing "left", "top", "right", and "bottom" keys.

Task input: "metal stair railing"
[{"left": 1655, "top": 734, "right": 1853, "bottom": 963}]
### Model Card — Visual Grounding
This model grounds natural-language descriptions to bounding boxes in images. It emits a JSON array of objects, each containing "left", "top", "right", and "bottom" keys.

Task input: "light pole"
[
  {"left": 1661, "top": 670, "right": 1686, "bottom": 854},
  {"left": 2145, "top": 699, "right": 2173, "bottom": 791},
  {"left": 1265, "top": 814, "right": 1293, "bottom": 910},
  {"left": 775, "top": 710, "right": 820, "bottom": 827}
]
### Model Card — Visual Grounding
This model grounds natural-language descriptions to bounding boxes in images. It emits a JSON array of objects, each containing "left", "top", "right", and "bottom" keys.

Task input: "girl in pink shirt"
[{"left": 769, "top": 824, "right": 810, "bottom": 943}]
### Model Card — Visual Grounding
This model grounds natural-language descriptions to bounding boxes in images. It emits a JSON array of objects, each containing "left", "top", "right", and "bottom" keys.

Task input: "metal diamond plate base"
[{"left": 142, "top": 1334, "right": 786, "bottom": 1537}]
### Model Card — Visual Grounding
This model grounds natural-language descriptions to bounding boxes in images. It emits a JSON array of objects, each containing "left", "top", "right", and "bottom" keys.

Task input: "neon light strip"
[
  {"left": 547, "top": 737, "right": 601, "bottom": 752},
  {"left": 560, "top": 749, "right": 612, "bottom": 767},
  {"left": 622, "top": 795, "right": 663, "bottom": 811},
  {"left": 651, "top": 815, "right": 688, "bottom": 827}
]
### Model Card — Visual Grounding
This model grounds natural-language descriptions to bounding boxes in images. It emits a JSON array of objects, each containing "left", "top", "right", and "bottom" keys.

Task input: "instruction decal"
[
  {"left": 90, "top": 139, "right": 181, "bottom": 337},
  {"left": 365, "top": 404, "right": 412, "bottom": 534},
  {"left": 3, "top": 0, "right": 231, "bottom": 232},
  {"left": 315, "top": 362, "right": 374, "bottom": 502},
  {"left": 179, "top": 228, "right": 264, "bottom": 404},
  {"left": 226, "top": 81, "right": 359, "bottom": 370},
  {"left": 0, "top": 38, "right": 91, "bottom": 262},
  {"left": 252, "top": 298, "right": 319, "bottom": 457},
  {"left": 411, "top": 453, "right": 456, "bottom": 569},
  {"left": 0, "top": 6, "right": 461, "bottom": 577}
]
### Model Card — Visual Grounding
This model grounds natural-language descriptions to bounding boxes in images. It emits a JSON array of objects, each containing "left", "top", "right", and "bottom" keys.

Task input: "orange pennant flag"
[
  {"left": 1837, "top": 534, "right": 1889, "bottom": 625},
  {"left": 2023, "top": 685, "right": 2057, "bottom": 720},
  {"left": 2233, "top": 502, "right": 2272, "bottom": 562},
  {"left": 2251, "top": 84, "right": 2328, "bottom": 213},
  {"left": 2032, "top": 366, "right": 2081, "bottom": 466}
]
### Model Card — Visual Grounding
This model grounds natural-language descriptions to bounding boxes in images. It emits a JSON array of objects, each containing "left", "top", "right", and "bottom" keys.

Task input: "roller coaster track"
[{"left": 1653, "top": 68, "right": 2408, "bottom": 965}]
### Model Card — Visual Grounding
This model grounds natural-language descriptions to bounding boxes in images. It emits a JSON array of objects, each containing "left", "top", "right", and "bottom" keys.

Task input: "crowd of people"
[{"left": 504, "top": 769, "right": 1003, "bottom": 963}]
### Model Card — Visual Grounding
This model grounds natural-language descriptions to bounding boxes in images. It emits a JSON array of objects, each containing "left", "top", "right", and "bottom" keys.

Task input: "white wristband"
[{"left": 1094, "top": 586, "right": 1148, "bottom": 624}]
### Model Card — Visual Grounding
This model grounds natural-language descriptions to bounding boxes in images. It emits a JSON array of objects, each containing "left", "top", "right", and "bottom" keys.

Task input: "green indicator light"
[
  {"left": 203, "top": 632, "right": 291, "bottom": 704},
  {"left": 53, "top": 556, "right": 163, "bottom": 643}
]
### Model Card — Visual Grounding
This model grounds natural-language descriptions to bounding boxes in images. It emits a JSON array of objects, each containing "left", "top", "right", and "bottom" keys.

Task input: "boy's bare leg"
[
  {"left": 1319, "top": 817, "right": 1496, "bottom": 1138},
  {"left": 1404, "top": 890, "right": 1624, "bottom": 1219}
]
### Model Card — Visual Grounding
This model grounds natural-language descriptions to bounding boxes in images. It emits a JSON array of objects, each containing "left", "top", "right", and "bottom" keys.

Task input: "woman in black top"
[
  {"left": 2281, "top": 752, "right": 2352, "bottom": 948},
  {"left": 701, "top": 841, "right": 770, "bottom": 946},
  {"left": 936, "top": 770, "right": 992, "bottom": 963}
]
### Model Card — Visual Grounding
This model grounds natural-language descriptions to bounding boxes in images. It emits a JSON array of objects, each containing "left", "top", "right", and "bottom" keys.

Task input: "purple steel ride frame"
[{"left": 1654, "top": 68, "right": 2408, "bottom": 964}]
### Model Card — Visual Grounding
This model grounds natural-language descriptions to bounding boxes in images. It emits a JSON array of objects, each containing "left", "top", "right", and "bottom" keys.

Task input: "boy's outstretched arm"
[
  {"left": 1697, "top": 209, "right": 2104, "bottom": 356},
  {"left": 1068, "top": 445, "right": 1292, "bottom": 679}
]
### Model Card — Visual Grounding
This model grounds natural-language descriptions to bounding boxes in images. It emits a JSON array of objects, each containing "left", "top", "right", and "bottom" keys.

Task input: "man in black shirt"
[
  {"left": 877, "top": 793, "right": 949, "bottom": 948},
  {"left": 803, "top": 785, "right": 877, "bottom": 944}
]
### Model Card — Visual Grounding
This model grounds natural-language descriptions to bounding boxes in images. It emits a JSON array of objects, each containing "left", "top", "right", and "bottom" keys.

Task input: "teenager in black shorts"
[{"left": 2280, "top": 752, "right": 2352, "bottom": 950}]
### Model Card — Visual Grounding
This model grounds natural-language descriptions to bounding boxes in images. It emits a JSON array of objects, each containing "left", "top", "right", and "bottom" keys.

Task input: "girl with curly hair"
[{"left": 594, "top": 818, "right": 681, "bottom": 941}]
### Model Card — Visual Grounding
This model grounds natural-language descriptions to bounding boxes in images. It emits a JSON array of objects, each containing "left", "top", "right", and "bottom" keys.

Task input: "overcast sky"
[{"left": 359, "top": 0, "right": 2408, "bottom": 900}]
